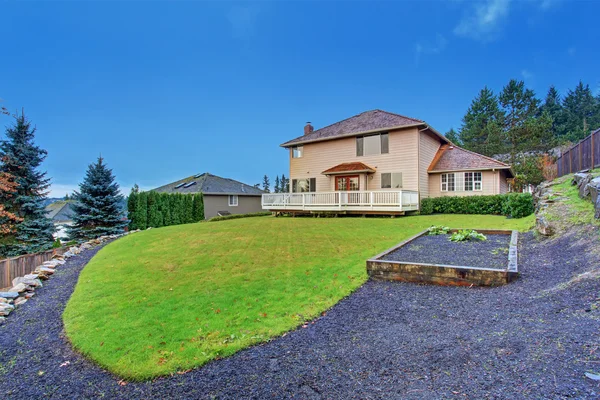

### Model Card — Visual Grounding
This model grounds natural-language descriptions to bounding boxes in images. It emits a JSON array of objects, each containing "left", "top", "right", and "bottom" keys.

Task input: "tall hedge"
[
  {"left": 420, "top": 193, "right": 534, "bottom": 219},
  {"left": 127, "top": 192, "right": 204, "bottom": 230}
]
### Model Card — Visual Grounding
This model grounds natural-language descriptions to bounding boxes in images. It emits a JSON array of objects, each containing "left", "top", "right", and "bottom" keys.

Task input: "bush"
[
  {"left": 420, "top": 193, "right": 534, "bottom": 219},
  {"left": 450, "top": 229, "right": 487, "bottom": 242},
  {"left": 208, "top": 212, "right": 271, "bottom": 222},
  {"left": 502, "top": 193, "right": 535, "bottom": 219},
  {"left": 52, "top": 238, "right": 62, "bottom": 248}
]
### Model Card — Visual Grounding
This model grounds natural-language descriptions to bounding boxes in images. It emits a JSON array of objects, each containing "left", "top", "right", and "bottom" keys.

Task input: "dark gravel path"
[
  {"left": 381, "top": 233, "right": 511, "bottom": 269},
  {"left": 1, "top": 230, "right": 600, "bottom": 399}
]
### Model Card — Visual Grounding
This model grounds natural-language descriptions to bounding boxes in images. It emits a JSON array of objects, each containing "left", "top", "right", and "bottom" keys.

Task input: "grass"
[
  {"left": 63, "top": 214, "right": 533, "bottom": 380},
  {"left": 546, "top": 171, "right": 600, "bottom": 227}
]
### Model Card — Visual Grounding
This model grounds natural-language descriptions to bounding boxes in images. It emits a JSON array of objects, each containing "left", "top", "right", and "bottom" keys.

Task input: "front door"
[{"left": 335, "top": 175, "right": 360, "bottom": 191}]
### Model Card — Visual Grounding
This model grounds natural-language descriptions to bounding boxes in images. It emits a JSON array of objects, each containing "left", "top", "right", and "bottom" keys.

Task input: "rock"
[
  {"left": 14, "top": 297, "right": 27, "bottom": 306},
  {"left": 80, "top": 243, "right": 92, "bottom": 250},
  {"left": 0, "top": 292, "right": 19, "bottom": 299},
  {"left": 8, "top": 283, "right": 28, "bottom": 293},
  {"left": 574, "top": 174, "right": 593, "bottom": 198},
  {"left": 69, "top": 246, "right": 80, "bottom": 254},
  {"left": 0, "top": 297, "right": 7, "bottom": 303},
  {"left": 63, "top": 251, "right": 74, "bottom": 258},
  {"left": 595, "top": 196, "right": 600, "bottom": 220},
  {"left": 43, "top": 260, "right": 61, "bottom": 268},
  {"left": 23, "top": 273, "right": 39, "bottom": 280},
  {"left": 37, "top": 267, "right": 55, "bottom": 275},
  {"left": 585, "top": 372, "right": 600, "bottom": 381},
  {"left": 12, "top": 277, "right": 42, "bottom": 288},
  {"left": 536, "top": 216, "right": 555, "bottom": 236},
  {"left": 24, "top": 292, "right": 35, "bottom": 299},
  {"left": 587, "top": 177, "right": 600, "bottom": 204},
  {"left": 0, "top": 303, "right": 15, "bottom": 315}
]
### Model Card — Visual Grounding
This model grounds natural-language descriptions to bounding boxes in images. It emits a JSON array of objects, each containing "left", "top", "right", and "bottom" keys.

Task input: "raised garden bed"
[{"left": 366, "top": 229, "right": 518, "bottom": 286}]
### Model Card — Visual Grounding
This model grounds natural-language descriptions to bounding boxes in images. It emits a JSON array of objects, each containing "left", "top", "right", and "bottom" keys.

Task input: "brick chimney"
[{"left": 304, "top": 122, "right": 314, "bottom": 136}]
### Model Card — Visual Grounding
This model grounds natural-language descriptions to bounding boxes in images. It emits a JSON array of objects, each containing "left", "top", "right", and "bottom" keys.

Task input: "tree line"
[
  {"left": 127, "top": 188, "right": 204, "bottom": 230},
  {"left": 259, "top": 174, "right": 289, "bottom": 193},
  {"left": 446, "top": 79, "right": 600, "bottom": 186}
]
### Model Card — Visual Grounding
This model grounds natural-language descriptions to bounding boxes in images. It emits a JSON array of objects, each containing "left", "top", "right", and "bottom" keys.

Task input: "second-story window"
[
  {"left": 356, "top": 133, "right": 389, "bottom": 156},
  {"left": 292, "top": 146, "right": 303, "bottom": 158}
]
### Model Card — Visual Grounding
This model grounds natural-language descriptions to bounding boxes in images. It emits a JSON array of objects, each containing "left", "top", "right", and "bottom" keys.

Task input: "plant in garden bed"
[
  {"left": 428, "top": 225, "right": 450, "bottom": 235},
  {"left": 450, "top": 229, "right": 487, "bottom": 242}
]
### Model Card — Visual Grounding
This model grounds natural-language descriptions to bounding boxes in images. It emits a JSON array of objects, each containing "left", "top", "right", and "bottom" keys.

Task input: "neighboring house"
[
  {"left": 263, "top": 109, "right": 513, "bottom": 215},
  {"left": 45, "top": 200, "right": 77, "bottom": 239},
  {"left": 152, "top": 172, "right": 265, "bottom": 219}
]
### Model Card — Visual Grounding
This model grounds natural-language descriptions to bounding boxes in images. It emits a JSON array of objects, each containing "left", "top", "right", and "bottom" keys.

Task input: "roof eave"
[
  {"left": 280, "top": 122, "right": 427, "bottom": 148},
  {"left": 322, "top": 169, "right": 376, "bottom": 175},
  {"left": 428, "top": 166, "right": 513, "bottom": 174}
]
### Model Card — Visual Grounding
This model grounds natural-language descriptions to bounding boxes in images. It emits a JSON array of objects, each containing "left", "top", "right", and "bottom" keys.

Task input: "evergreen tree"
[
  {"left": 444, "top": 128, "right": 461, "bottom": 145},
  {"left": 274, "top": 175, "right": 281, "bottom": 193},
  {"left": 281, "top": 174, "right": 289, "bottom": 193},
  {"left": 0, "top": 171, "right": 23, "bottom": 235},
  {"left": 183, "top": 194, "right": 194, "bottom": 224},
  {"left": 147, "top": 191, "right": 164, "bottom": 227},
  {"left": 541, "top": 86, "right": 565, "bottom": 140},
  {"left": 459, "top": 87, "right": 505, "bottom": 156},
  {"left": 170, "top": 194, "right": 181, "bottom": 225},
  {"left": 0, "top": 113, "right": 54, "bottom": 256},
  {"left": 262, "top": 175, "right": 270, "bottom": 193},
  {"left": 562, "top": 81, "right": 599, "bottom": 142},
  {"left": 67, "top": 156, "right": 126, "bottom": 240},
  {"left": 131, "top": 191, "right": 147, "bottom": 230},
  {"left": 161, "top": 193, "right": 172, "bottom": 226},
  {"left": 192, "top": 193, "right": 204, "bottom": 222},
  {"left": 127, "top": 184, "right": 139, "bottom": 230},
  {"left": 499, "top": 79, "right": 552, "bottom": 159}
]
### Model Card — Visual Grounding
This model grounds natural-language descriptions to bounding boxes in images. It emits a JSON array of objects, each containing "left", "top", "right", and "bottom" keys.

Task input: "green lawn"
[{"left": 63, "top": 214, "right": 533, "bottom": 380}]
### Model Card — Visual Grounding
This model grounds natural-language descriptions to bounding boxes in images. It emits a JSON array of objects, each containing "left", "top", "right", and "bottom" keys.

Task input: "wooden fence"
[
  {"left": 0, "top": 247, "right": 67, "bottom": 290},
  {"left": 557, "top": 129, "right": 600, "bottom": 177}
]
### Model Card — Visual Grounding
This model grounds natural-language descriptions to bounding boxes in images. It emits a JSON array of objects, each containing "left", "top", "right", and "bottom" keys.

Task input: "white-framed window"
[
  {"left": 381, "top": 172, "right": 403, "bottom": 189},
  {"left": 292, "top": 146, "right": 303, "bottom": 158},
  {"left": 441, "top": 172, "right": 482, "bottom": 192},
  {"left": 228, "top": 195, "right": 238, "bottom": 206},
  {"left": 292, "top": 178, "right": 316, "bottom": 193},
  {"left": 356, "top": 133, "right": 389, "bottom": 156}
]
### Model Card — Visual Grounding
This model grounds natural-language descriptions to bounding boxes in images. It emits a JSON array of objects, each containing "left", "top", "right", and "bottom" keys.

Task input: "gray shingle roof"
[
  {"left": 45, "top": 200, "right": 76, "bottom": 222},
  {"left": 151, "top": 173, "right": 264, "bottom": 196},
  {"left": 281, "top": 109, "right": 425, "bottom": 147},
  {"left": 428, "top": 145, "right": 513, "bottom": 176}
]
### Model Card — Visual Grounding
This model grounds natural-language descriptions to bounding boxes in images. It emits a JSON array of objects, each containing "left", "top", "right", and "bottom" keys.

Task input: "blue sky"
[{"left": 1, "top": 0, "right": 599, "bottom": 197}]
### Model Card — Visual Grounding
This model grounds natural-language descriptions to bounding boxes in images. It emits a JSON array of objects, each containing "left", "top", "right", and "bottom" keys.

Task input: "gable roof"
[
  {"left": 322, "top": 162, "right": 376, "bottom": 175},
  {"left": 428, "top": 145, "right": 513, "bottom": 176},
  {"left": 45, "top": 200, "right": 76, "bottom": 222},
  {"left": 281, "top": 109, "right": 440, "bottom": 147},
  {"left": 151, "top": 173, "right": 264, "bottom": 196}
]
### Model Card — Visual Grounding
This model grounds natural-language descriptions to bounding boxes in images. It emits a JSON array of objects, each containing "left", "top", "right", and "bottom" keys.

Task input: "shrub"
[
  {"left": 502, "top": 193, "right": 535, "bottom": 219},
  {"left": 420, "top": 193, "right": 533, "bottom": 219},
  {"left": 208, "top": 212, "right": 271, "bottom": 222},
  {"left": 52, "top": 238, "right": 62, "bottom": 248},
  {"left": 428, "top": 225, "right": 450, "bottom": 235}
]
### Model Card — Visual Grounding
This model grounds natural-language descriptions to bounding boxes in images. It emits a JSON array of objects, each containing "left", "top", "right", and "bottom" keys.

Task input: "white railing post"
[
  {"left": 339, "top": 192, "right": 342, "bottom": 210},
  {"left": 370, "top": 192, "right": 374, "bottom": 209},
  {"left": 399, "top": 190, "right": 403, "bottom": 210},
  {"left": 302, "top": 193, "right": 306, "bottom": 210}
]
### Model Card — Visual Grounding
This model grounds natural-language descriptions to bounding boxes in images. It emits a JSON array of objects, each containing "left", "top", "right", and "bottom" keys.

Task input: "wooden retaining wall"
[
  {"left": 0, "top": 248, "right": 67, "bottom": 290},
  {"left": 557, "top": 129, "right": 600, "bottom": 177}
]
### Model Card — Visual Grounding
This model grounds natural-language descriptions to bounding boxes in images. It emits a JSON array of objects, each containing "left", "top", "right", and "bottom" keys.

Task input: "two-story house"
[{"left": 262, "top": 109, "right": 513, "bottom": 215}]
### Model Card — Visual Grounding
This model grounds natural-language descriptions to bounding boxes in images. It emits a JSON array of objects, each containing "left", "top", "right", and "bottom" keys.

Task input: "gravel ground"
[
  {"left": 381, "top": 233, "right": 511, "bottom": 269},
  {"left": 1, "top": 230, "right": 600, "bottom": 399}
]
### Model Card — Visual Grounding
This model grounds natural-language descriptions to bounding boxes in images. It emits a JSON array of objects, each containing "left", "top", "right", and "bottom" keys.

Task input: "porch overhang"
[{"left": 322, "top": 162, "right": 376, "bottom": 176}]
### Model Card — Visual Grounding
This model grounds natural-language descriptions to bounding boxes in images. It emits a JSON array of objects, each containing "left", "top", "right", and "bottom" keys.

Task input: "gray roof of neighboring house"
[
  {"left": 281, "top": 109, "right": 431, "bottom": 147},
  {"left": 151, "top": 173, "right": 265, "bottom": 196},
  {"left": 45, "top": 200, "right": 77, "bottom": 222}
]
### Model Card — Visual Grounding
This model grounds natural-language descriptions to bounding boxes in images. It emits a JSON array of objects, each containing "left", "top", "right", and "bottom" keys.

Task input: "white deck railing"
[{"left": 261, "top": 190, "right": 419, "bottom": 212}]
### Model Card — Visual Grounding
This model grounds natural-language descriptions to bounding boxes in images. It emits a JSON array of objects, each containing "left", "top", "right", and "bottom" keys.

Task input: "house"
[
  {"left": 152, "top": 172, "right": 265, "bottom": 219},
  {"left": 262, "top": 109, "right": 513, "bottom": 215},
  {"left": 45, "top": 200, "right": 77, "bottom": 239}
]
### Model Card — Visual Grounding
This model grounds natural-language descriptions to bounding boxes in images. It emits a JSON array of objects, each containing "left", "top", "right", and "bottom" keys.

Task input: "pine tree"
[
  {"left": 499, "top": 79, "right": 552, "bottom": 159},
  {"left": 262, "top": 175, "right": 270, "bottom": 193},
  {"left": 281, "top": 174, "right": 289, "bottom": 193},
  {"left": 541, "top": 86, "right": 565, "bottom": 140},
  {"left": 170, "top": 194, "right": 181, "bottom": 225},
  {"left": 0, "top": 171, "right": 23, "bottom": 235},
  {"left": 192, "top": 193, "right": 204, "bottom": 222},
  {"left": 459, "top": 86, "right": 505, "bottom": 156},
  {"left": 0, "top": 113, "right": 54, "bottom": 256},
  {"left": 67, "top": 156, "right": 127, "bottom": 240},
  {"left": 444, "top": 128, "right": 461, "bottom": 145},
  {"left": 161, "top": 193, "right": 172, "bottom": 226},
  {"left": 562, "top": 81, "right": 598, "bottom": 142},
  {"left": 147, "top": 191, "right": 163, "bottom": 227},
  {"left": 183, "top": 194, "right": 194, "bottom": 224},
  {"left": 274, "top": 175, "right": 281, "bottom": 193},
  {"left": 127, "top": 184, "right": 139, "bottom": 230}
]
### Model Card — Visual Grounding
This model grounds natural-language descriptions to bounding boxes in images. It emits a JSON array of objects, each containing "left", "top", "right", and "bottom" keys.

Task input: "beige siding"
[
  {"left": 428, "top": 170, "right": 503, "bottom": 197},
  {"left": 289, "top": 127, "right": 421, "bottom": 192},
  {"left": 418, "top": 132, "right": 442, "bottom": 199},
  {"left": 203, "top": 195, "right": 262, "bottom": 219}
]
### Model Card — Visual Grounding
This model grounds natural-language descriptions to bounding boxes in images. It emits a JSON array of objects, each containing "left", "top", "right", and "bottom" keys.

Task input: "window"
[
  {"left": 228, "top": 195, "right": 238, "bottom": 206},
  {"left": 356, "top": 133, "right": 389, "bottom": 156},
  {"left": 381, "top": 172, "right": 403, "bottom": 189},
  {"left": 292, "top": 146, "right": 303, "bottom": 158},
  {"left": 183, "top": 181, "right": 196, "bottom": 188},
  {"left": 292, "top": 178, "right": 316, "bottom": 193},
  {"left": 442, "top": 172, "right": 482, "bottom": 192}
]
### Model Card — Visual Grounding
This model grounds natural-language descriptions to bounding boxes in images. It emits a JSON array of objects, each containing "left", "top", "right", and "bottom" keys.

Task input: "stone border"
[
  {"left": 366, "top": 229, "right": 519, "bottom": 287},
  {"left": 0, "top": 230, "right": 140, "bottom": 323}
]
